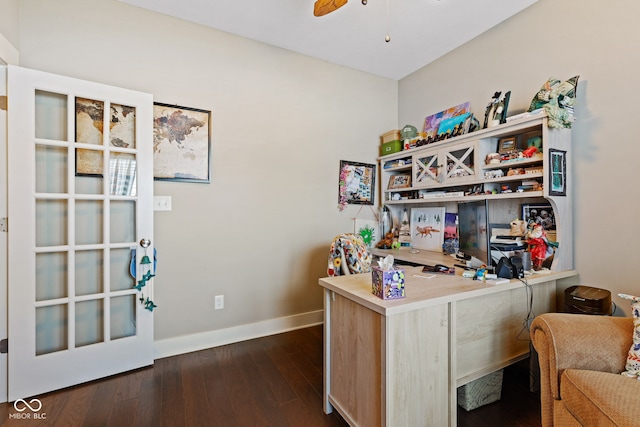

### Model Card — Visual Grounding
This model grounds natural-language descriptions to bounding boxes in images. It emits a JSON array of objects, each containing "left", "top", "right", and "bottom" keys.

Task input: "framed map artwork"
[{"left": 153, "top": 103, "right": 211, "bottom": 183}]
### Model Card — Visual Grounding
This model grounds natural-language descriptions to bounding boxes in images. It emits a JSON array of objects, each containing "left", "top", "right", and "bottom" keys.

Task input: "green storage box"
[{"left": 380, "top": 140, "right": 402, "bottom": 156}]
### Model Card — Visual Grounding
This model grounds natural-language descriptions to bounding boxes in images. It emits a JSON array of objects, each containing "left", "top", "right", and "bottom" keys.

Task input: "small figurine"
[
  {"left": 526, "top": 224, "right": 558, "bottom": 270},
  {"left": 376, "top": 232, "right": 396, "bottom": 249},
  {"left": 521, "top": 146, "right": 539, "bottom": 158}
]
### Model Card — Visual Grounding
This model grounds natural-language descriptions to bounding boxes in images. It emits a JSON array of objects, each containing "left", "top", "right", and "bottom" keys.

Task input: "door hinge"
[
  {"left": 0, "top": 218, "right": 6, "bottom": 232},
  {"left": 0, "top": 96, "right": 6, "bottom": 111},
  {"left": 0, "top": 339, "right": 7, "bottom": 354}
]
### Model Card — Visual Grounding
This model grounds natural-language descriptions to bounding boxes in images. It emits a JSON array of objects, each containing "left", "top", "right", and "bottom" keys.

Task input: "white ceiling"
[{"left": 120, "top": 0, "right": 538, "bottom": 80}]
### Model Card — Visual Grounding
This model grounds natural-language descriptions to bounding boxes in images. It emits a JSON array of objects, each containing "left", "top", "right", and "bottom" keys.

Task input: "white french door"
[{"left": 6, "top": 65, "right": 154, "bottom": 401}]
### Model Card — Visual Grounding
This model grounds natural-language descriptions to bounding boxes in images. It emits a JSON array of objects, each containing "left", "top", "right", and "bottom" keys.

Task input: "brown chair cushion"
[{"left": 561, "top": 369, "right": 640, "bottom": 427}]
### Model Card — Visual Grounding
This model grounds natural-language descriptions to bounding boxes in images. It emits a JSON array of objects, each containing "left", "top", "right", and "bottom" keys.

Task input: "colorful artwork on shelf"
[{"left": 423, "top": 102, "right": 471, "bottom": 140}]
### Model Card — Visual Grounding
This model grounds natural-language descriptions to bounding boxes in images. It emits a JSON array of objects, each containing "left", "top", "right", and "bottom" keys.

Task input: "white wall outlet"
[
  {"left": 214, "top": 295, "right": 224, "bottom": 310},
  {"left": 153, "top": 196, "right": 172, "bottom": 211}
]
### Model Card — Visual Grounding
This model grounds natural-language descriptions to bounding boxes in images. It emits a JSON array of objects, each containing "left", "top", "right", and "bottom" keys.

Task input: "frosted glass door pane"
[
  {"left": 75, "top": 175, "right": 104, "bottom": 195},
  {"left": 110, "top": 295, "right": 136, "bottom": 340},
  {"left": 110, "top": 248, "right": 134, "bottom": 291},
  {"left": 75, "top": 200, "right": 103, "bottom": 245},
  {"left": 36, "top": 200, "right": 68, "bottom": 247},
  {"left": 36, "top": 252, "right": 68, "bottom": 301},
  {"left": 36, "top": 145, "right": 67, "bottom": 193},
  {"left": 36, "top": 305, "right": 68, "bottom": 356},
  {"left": 75, "top": 250, "right": 103, "bottom": 296},
  {"left": 75, "top": 300, "right": 104, "bottom": 347},
  {"left": 110, "top": 201, "right": 135, "bottom": 243},
  {"left": 35, "top": 90, "right": 67, "bottom": 141},
  {"left": 109, "top": 153, "right": 137, "bottom": 196}
]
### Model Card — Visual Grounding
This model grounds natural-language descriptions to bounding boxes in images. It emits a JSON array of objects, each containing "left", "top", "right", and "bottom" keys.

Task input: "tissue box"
[{"left": 372, "top": 266, "right": 405, "bottom": 299}]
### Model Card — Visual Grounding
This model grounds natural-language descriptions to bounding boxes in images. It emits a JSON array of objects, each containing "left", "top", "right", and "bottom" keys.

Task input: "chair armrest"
[
  {"left": 531, "top": 313, "right": 633, "bottom": 427},
  {"left": 531, "top": 313, "right": 632, "bottom": 398}
]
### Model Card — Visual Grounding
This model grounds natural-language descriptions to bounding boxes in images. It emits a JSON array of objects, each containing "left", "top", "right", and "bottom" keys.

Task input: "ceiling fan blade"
[{"left": 314, "top": 0, "right": 348, "bottom": 17}]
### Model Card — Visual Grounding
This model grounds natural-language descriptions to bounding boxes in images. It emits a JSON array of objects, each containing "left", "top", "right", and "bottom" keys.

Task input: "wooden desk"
[{"left": 319, "top": 258, "right": 578, "bottom": 426}]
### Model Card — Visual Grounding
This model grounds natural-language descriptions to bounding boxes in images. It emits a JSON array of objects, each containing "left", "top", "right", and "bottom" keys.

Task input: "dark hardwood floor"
[{"left": 0, "top": 325, "right": 540, "bottom": 426}]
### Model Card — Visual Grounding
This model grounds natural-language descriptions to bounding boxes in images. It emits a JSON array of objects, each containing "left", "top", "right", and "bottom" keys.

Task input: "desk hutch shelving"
[{"left": 378, "top": 112, "right": 573, "bottom": 271}]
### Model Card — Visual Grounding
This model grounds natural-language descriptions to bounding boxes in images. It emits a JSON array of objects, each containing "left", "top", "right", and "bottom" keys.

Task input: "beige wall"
[
  {"left": 6, "top": 0, "right": 398, "bottom": 347},
  {"left": 2, "top": 0, "right": 636, "bottom": 354},
  {"left": 399, "top": 0, "right": 640, "bottom": 315},
  {"left": 0, "top": 0, "right": 19, "bottom": 48}
]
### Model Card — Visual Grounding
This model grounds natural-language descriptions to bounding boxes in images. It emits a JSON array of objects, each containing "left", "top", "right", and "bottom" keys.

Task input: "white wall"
[
  {"left": 10, "top": 0, "right": 398, "bottom": 351},
  {"left": 399, "top": 0, "right": 640, "bottom": 315}
]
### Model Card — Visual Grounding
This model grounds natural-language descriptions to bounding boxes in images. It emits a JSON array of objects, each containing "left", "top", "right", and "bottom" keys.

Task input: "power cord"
[{"left": 490, "top": 245, "right": 535, "bottom": 341}]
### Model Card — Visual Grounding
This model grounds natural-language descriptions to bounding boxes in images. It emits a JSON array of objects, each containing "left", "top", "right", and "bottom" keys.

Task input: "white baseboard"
[{"left": 153, "top": 309, "right": 324, "bottom": 360}]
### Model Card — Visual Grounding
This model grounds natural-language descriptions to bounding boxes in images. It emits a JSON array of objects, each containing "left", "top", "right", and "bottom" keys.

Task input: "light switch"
[{"left": 153, "top": 196, "right": 172, "bottom": 211}]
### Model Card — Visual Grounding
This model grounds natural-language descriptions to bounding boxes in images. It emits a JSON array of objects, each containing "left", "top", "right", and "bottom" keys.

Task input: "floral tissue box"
[{"left": 372, "top": 266, "right": 405, "bottom": 300}]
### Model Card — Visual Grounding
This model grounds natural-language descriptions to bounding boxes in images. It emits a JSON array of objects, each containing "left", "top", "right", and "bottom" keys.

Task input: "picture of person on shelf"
[{"left": 539, "top": 210, "right": 555, "bottom": 230}]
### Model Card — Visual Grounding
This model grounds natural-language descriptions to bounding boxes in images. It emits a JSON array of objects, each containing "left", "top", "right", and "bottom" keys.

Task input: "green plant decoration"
[{"left": 358, "top": 224, "right": 375, "bottom": 246}]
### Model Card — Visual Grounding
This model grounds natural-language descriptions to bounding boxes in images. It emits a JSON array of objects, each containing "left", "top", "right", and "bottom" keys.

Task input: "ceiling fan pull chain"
[{"left": 385, "top": 0, "right": 391, "bottom": 42}]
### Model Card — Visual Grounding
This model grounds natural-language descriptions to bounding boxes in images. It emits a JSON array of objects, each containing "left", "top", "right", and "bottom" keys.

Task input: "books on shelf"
[{"left": 418, "top": 190, "right": 465, "bottom": 199}]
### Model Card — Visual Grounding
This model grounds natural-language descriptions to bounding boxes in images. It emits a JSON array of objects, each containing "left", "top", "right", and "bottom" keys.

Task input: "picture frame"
[
  {"left": 521, "top": 203, "right": 556, "bottom": 230},
  {"left": 338, "top": 160, "right": 376, "bottom": 206},
  {"left": 519, "top": 130, "right": 542, "bottom": 150},
  {"left": 497, "top": 136, "right": 517, "bottom": 153},
  {"left": 410, "top": 207, "right": 446, "bottom": 251},
  {"left": 387, "top": 174, "right": 411, "bottom": 190},
  {"left": 152, "top": 102, "right": 211, "bottom": 183},
  {"left": 549, "top": 148, "right": 567, "bottom": 196}
]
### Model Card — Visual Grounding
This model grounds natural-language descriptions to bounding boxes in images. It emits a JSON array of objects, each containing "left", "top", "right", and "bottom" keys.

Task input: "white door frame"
[{"left": 0, "top": 30, "right": 19, "bottom": 404}]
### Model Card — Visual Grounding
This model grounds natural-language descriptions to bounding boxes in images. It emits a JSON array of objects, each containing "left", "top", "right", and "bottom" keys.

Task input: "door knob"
[{"left": 139, "top": 238, "right": 151, "bottom": 248}]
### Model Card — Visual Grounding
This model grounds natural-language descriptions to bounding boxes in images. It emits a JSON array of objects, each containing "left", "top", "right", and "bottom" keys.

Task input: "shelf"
[
  {"left": 482, "top": 172, "right": 543, "bottom": 184},
  {"left": 384, "top": 190, "right": 544, "bottom": 205},
  {"left": 377, "top": 111, "right": 573, "bottom": 272},
  {"left": 382, "top": 164, "right": 412, "bottom": 172},
  {"left": 377, "top": 113, "right": 547, "bottom": 162}
]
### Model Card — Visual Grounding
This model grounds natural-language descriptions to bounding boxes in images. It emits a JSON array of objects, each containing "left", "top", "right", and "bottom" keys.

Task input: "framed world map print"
[{"left": 152, "top": 102, "right": 211, "bottom": 183}]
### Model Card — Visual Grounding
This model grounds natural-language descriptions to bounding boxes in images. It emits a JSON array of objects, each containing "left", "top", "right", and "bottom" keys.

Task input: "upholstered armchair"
[{"left": 531, "top": 313, "right": 640, "bottom": 426}]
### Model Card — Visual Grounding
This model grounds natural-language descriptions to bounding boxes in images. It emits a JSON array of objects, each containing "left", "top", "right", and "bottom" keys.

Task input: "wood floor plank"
[
  {"left": 133, "top": 367, "right": 163, "bottom": 427},
  {"left": 81, "top": 375, "right": 120, "bottom": 427},
  {"left": 230, "top": 341, "right": 293, "bottom": 427},
  {"left": 264, "top": 335, "right": 347, "bottom": 426},
  {"left": 248, "top": 338, "right": 298, "bottom": 405},
  {"left": 178, "top": 352, "right": 211, "bottom": 427},
  {"left": 216, "top": 344, "right": 267, "bottom": 426}
]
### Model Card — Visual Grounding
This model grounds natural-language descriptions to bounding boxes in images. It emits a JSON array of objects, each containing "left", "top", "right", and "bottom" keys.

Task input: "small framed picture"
[
  {"left": 388, "top": 174, "right": 411, "bottom": 190},
  {"left": 338, "top": 160, "right": 376, "bottom": 206},
  {"left": 497, "top": 136, "right": 516, "bottom": 153},
  {"left": 521, "top": 203, "right": 556, "bottom": 230},
  {"left": 519, "top": 130, "right": 542, "bottom": 150},
  {"left": 549, "top": 149, "right": 567, "bottom": 196}
]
